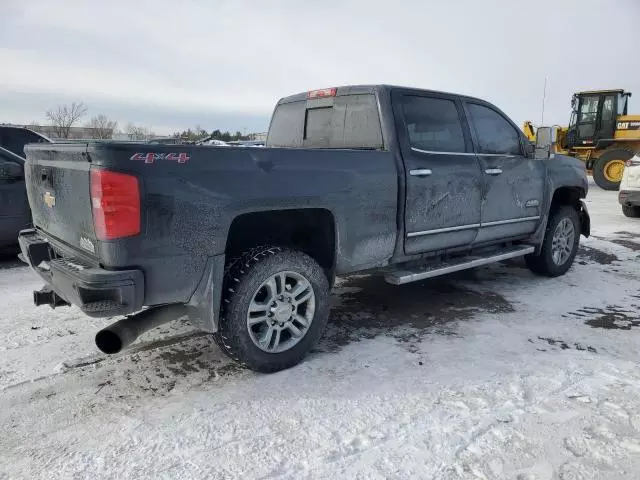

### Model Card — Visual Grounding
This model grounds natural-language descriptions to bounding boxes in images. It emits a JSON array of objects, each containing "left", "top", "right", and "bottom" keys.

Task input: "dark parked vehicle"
[
  {"left": 0, "top": 126, "right": 50, "bottom": 252},
  {"left": 18, "top": 85, "right": 590, "bottom": 372}
]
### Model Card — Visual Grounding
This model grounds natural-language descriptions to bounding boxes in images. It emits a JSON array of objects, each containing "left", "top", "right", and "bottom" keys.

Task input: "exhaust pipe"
[{"left": 95, "top": 304, "right": 188, "bottom": 354}]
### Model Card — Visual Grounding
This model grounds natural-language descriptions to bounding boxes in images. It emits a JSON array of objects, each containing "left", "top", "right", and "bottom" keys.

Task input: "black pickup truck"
[{"left": 19, "top": 85, "right": 590, "bottom": 372}]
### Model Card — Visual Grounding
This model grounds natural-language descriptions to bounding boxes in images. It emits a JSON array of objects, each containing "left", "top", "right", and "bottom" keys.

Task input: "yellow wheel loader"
[{"left": 524, "top": 89, "right": 640, "bottom": 190}]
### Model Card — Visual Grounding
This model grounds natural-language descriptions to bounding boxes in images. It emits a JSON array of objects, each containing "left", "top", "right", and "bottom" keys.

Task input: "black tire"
[
  {"left": 592, "top": 149, "right": 634, "bottom": 191},
  {"left": 622, "top": 205, "right": 640, "bottom": 218},
  {"left": 526, "top": 206, "right": 580, "bottom": 277},
  {"left": 213, "top": 246, "right": 330, "bottom": 373}
]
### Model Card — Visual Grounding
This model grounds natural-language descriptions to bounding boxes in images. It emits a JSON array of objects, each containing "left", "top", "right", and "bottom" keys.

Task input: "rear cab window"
[{"left": 266, "top": 91, "right": 384, "bottom": 149}]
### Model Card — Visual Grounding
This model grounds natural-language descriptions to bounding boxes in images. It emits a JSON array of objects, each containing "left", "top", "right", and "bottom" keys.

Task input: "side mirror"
[
  {"left": 534, "top": 126, "right": 554, "bottom": 160},
  {"left": 0, "top": 161, "right": 24, "bottom": 182}
]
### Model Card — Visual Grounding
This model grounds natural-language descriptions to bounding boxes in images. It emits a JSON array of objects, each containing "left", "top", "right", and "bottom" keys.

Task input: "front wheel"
[
  {"left": 526, "top": 206, "right": 580, "bottom": 277},
  {"left": 622, "top": 205, "right": 640, "bottom": 218},
  {"left": 214, "top": 246, "right": 330, "bottom": 373}
]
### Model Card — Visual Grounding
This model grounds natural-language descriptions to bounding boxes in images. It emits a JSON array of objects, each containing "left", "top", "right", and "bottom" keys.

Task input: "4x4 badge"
[{"left": 43, "top": 191, "right": 56, "bottom": 208}]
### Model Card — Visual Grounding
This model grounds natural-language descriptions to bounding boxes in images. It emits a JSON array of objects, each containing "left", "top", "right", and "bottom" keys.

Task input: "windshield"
[{"left": 578, "top": 95, "right": 599, "bottom": 124}]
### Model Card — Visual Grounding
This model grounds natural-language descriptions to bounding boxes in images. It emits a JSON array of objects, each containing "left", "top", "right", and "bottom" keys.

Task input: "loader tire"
[{"left": 592, "top": 149, "right": 633, "bottom": 191}]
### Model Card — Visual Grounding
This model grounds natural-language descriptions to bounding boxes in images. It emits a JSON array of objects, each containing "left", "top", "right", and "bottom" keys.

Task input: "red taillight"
[
  {"left": 307, "top": 88, "right": 337, "bottom": 99},
  {"left": 90, "top": 169, "right": 140, "bottom": 241}
]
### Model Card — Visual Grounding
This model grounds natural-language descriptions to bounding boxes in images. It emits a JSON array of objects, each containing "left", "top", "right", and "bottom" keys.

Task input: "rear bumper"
[
  {"left": 619, "top": 190, "right": 640, "bottom": 207},
  {"left": 18, "top": 229, "right": 144, "bottom": 317}
]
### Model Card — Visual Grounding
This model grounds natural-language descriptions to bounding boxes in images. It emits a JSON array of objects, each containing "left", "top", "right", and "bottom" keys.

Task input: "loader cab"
[{"left": 565, "top": 89, "right": 631, "bottom": 149}]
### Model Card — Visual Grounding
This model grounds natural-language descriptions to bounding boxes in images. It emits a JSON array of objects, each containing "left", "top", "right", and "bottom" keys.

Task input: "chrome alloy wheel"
[
  {"left": 551, "top": 217, "right": 575, "bottom": 266},
  {"left": 246, "top": 271, "right": 316, "bottom": 353}
]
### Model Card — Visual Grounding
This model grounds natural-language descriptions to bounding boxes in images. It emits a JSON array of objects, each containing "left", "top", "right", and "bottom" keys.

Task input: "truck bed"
[{"left": 23, "top": 142, "right": 398, "bottom": 308}]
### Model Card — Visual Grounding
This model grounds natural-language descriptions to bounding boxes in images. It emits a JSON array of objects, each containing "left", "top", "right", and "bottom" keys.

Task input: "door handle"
[
  {"left": 485, "top": 168, "right": 502, "bottom": 175},
  {"left": 409, "top": 169, "right": 432, "bottom": 177}
]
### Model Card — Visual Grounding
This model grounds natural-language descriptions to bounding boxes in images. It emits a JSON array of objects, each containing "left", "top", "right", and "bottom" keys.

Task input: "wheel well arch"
[
  {"left": 550, "top": 186, "right": 589, "bottom": 237},
  {"left": 599, "top": 141, "right": 640, "bottom": 155},
  {"left": 225, "top": 208, "right": 336, "bottom": 278},
  {"left": 550, "top": 186, "right": 584, "bottom": 210}
]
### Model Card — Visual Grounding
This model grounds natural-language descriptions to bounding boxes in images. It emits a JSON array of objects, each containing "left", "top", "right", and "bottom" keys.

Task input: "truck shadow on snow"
[
  {"left": 87, "top": 242, "right": 630, "bottom": 391},
  {"left": 317, "top": 272, "right": 514, "bottom": 354},
  {"left": 98, "top": 269, "right": 517, "bottom": 393}
]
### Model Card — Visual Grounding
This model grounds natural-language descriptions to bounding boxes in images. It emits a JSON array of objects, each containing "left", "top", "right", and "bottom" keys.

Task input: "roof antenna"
[{"left": 541, "top": 76, "right": 548, "bottom": 126}]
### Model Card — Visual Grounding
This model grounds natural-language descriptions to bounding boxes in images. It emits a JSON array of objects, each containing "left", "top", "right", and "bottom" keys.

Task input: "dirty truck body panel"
[{"left": 19, "top": 84, "right": 589, "bottom": 347}]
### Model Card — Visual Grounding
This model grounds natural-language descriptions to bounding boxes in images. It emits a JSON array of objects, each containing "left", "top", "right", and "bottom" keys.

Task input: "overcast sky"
[{"left": 2, "top": 0, "right": 639, "bottom": 135}]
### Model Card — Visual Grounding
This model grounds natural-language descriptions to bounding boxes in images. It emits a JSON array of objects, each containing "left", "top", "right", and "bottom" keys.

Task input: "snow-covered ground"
[{"left": 2, "top": 181, "right": 640, "bottom": 480}]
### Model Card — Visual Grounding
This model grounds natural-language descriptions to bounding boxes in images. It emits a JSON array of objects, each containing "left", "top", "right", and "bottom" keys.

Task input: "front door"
[
  {"left": 598, "top": 94, "right": 617, "bottom": 140},
  {"left": 393, "top": 93, "right": 483, "bottom": 255},
  {"left": 575, "top": 94, "right": 600, "bottom": 144},
  {"left": 464, "top": 102, "right": 545, "bottom": 244}
]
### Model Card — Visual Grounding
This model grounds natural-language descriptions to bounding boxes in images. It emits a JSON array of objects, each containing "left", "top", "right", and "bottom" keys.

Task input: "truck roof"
[{"left": 276, "top": 84, "right": 488, "bottom": 105}]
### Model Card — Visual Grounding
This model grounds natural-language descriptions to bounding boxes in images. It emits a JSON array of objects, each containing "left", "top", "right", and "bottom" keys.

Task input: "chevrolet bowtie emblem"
[{"left": 43, "top": 191, "right": 56, "bottom": 208}]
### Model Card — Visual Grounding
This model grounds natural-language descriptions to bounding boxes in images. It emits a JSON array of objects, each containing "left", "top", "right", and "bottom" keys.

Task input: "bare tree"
[
  {"left": 125, "top": 123, "right": 154, "bottom": 141},
  {"left": 45, "top": 102, "right": 88, "bottom": 139},
  {"left": 85, "top": 115, "right": 118, "bottom": 139}
]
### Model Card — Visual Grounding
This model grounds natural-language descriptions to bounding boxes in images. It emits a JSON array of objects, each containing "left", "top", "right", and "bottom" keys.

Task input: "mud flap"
[
  {"left": 579, "top": 199, "right": 591, "bottom": 237},
  {"left": 186, "top": 254, "right": 226, "bottom": 333}
]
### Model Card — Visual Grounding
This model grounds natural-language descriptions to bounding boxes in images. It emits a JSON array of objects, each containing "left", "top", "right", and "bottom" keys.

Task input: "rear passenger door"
[
  {"left": 464, "top": 102, "right": 544, "bottom": 244},
  {"left": 393, "top": 92, "right": 483, "bottom": 255}
]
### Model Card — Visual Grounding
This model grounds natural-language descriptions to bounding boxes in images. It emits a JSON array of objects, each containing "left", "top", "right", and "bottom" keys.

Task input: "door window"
[
  {"left": 401, "top": 96, "right": 466, "bottom": 153},
  {"left": 576, "top": 95, "right": 599, "bottom": 139},
  {"left": 467, "top": 103, "right": 522, "bottom": 155},
  {"left": 618, "top": 93, "right": 629, "bottom": 115},
  {"left": 602, "top": 95, "right": 615, "bottom": 122}
]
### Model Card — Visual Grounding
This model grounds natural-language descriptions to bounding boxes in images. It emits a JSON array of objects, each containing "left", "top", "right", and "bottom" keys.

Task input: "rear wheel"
[
  {"left": 592, "top": 149, "right": 633, "bottom": 191},
  {"left": 214, "top": 246, "right": 330, "bottom": 373},
  {"left": 526, "top": 206, "right": 580, "bottom": 277},
  {"left": 622, "top": 205, "right": 640, "bottom": 218}
]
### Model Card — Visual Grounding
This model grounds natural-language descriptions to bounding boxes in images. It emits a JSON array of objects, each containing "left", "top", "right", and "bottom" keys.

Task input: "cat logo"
[{"left": 43, "top": 191, "right": 56, "bottom": 208}]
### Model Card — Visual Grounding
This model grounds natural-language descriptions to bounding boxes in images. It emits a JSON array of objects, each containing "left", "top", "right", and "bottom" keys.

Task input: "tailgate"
[{"left": 24, "top": 143, "right": 96, "bottom": 253}]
